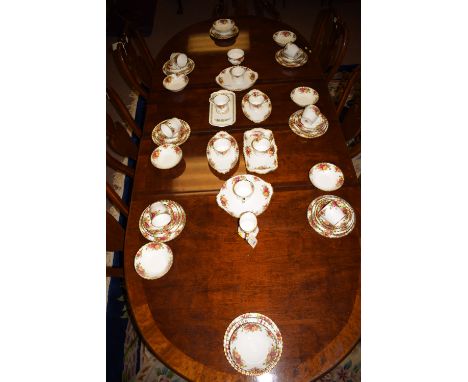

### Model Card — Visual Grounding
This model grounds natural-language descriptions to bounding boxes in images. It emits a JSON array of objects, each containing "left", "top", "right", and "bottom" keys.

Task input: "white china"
[
  {"left": 230, "top": 66, "right": 247, "bottom": 84},
  {"left": 241, "top": 89, "right": 272, "bottom": 123},
  {"left": 162, "top": 56, "right": 195, "bottom": 76},
  {"left": 152, "top": 118, "right": 191, "bottom": 145},
  {"left": 150, "top": 144, "right": 183, "bottom": 169},
  {"left": 301, "top": 105, "right": 321, "bottom": 127},
  {"left": 224, "top": 313, "right": 283, "bottom": 376},
  {"left": 288, "top": 109, "right": 329, "bottom": 138},
  {"left": 239, "top": 211, "right": 257, "bottom": 233},
  {"left": 309, "top": 163, "right": 344, "bottom": 191},
  {"left": 206, "top": 131, "right": 239, "bottom": 174},
  {"left": 170, "top": 52, "right": 188, "bottom": 69},
  {"left": 139, "top": 200, "right": 186, "bottom": 242},
  {"left": 272, "top": 30, "right": 297, "bottom": 46},
  {"left": 227, "top": 48, "right": 244, "bottom": 65},
  {"left": 209, "top": 90, "right": 236, "bottom": 127},
  {"left": 217, "top": 174, "right": 273, "bottom": 218},
  {"left": 210, "top": 93, "right": 230, "bottom": 114},
  {"left": 163, "top": 73, "right": 189, "bottom": 92},
  {"left": 149, "top": 201, "right": 172, "bottom": 228},
  {"left": 307, "top": 195, "right": 355, "bottom": 238},
  {"left": 134, "top": 242, "right": 173, "bottom": 280},
  {"left": 243, "top": 128, "right": 278, "bottom": 174},
  {"left": 216, "top": 66, "right": 258, "bottom": 92},
  {"left": 213, "top": 18, "right": 235, "bottom": 33},
  {"left": 275, "top": 48, "right": 308, "bottom": 67},
  {"left": 283, "top": 42, "right": 300, "bottom": 59},
  {"left": 160, "top": 117, "right": 182, "bottom": 138},
  {"left": 290, "top": 86, "right": 319, "bottom": 107},
  {"left": 209, "top": 25, "right": 240, "bottom": 39}
]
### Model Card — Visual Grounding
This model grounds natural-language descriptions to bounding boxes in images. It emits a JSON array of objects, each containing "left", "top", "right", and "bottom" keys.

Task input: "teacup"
[
  {"left": 227, "top": 48, "right": 244, "bottom": 65},
  {"left": 301, "top": 105, "right": 321, "bottom": 128},
  {"left": 233, "top": 179, "right": 254, "bottom": 201},
  {"left": 210, "top": 93, "right": 230, "bottom": 114},
  {"left": 213, "top": 137, "right": 232, "bottom": 154},
  {"left": 213, "top": 19, "right": 235, "bottom": 33},
  {"left": 160, "top": 117, "right": 182, "bottom": 138},
  {"left": 170, "top": 52, "right": 188, "bottom": 69},
  {"left": 248, "top": 91, "right": 266, "bottom": 109},
  {"left": 321, "top": 201, "right": 346, "bottom": 226},
  {"left": 252, "top": 136, "right": 271, "bottom": 153},
  {"left": 230, "top": 66, "right": 246, "bottom": 84},
  {"left": 150, "top": 202, "right": 172, "bottom": 228},
  {"left": 283, "top": 42, "right": 300, "bottom": 59},
  {"left": 239, "top": 211, "right": 258, "bottom": 234}
]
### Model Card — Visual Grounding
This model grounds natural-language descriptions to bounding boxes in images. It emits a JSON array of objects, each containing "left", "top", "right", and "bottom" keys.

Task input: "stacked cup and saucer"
[
  {"left": 209, "top": 18, "right": 239, "bottom": 40},
  {"left": 162, "top": 52, "right": 194, "bottom": 92},
  {"left": 275, "top": 42, "right": 308, "bottom": 68},
  {"left": 289, "top": 104, "right": 329, "bottom": 138}
]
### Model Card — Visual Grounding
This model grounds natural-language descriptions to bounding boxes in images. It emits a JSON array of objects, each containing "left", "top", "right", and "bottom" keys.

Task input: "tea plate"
[
  {"left": 163, "top": 73, "right": 188, "bottom": 92},
  {"left": 290, "top": 86, "right": 319, "bottom": 106},
  {"left": 162, "top": 57, "right": 195, "bottom": 76},
  {"left": 241, "top": 89, "right": 272, "bottom": 123},
  {"left": 209, "top": 25, "right": 239, "bottom": 40},
  {"left": 309, "top": 162, "right": 344, "bottom": 191},
  {"left": 217, "top": 174, "right": 273, "bottom": 218},
  {"left": 139, "top": 200, "right": 186, "bottom": 242},
  {"left": 216, "top": 66, "right": 258, "bottom": 92},
  {"left": 275, "top": 49, "right": 308, "bottom": 67},
  {"left": 243, "top": 128, "right": 278, "bottom": 174},
  {"left": 288, "top": 109, "right": 329, "bottom": 138},
  {"left": 151, "top": 144, "right": 183, "bottom": 169},
  {"left": 206, "top": 131, "right": 239, "bottom": 174},
  {"left": 224, "top": 313, "right": 282, "bottom": 376},
  {"left": 307, "top": 195, "right": 355, "bottom": 238},
  {"left": 152, "top": 118, "right": 191, "bottom": 146},
  {"left": 134, "top": 242, "right": 173, "bottom": 280},
  {"left": 273, "top": 30, "right": 297, "bottom": 46},
  {"left": 209, "top": 90, "right": 236, "bottom": 127}
]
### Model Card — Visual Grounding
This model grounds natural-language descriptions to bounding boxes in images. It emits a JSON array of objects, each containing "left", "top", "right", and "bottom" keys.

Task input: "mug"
[
  {"left": 210, "top": 94, "right": 230, "bottom": 114},
  {"left": 227, "top": 48, "right": 244, "bottom": 65},
  {"left": 160, "top": 118, "right": 182, "bottom": 138},
  {"left": 239, "top": 211, "right": 258, "bottom": 235},
  {"left": 301, "top": 105, "right": 320, "bottom": 128},
  {"left": 230, "top": 66, "right": 246, "bottom": 84}
]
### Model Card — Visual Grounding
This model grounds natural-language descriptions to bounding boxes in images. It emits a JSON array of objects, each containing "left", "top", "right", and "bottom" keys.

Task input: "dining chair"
[
  {"left": 311, "top": 7, "right": 349, "bottom": 81},
  {"left": 107, "top": 86, "right": 143, "bottom": 141}
]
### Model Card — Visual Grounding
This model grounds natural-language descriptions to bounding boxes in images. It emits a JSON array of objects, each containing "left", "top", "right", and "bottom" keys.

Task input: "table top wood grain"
[{"left": 123, "top": 16, "right": 360, "bottom": 382}]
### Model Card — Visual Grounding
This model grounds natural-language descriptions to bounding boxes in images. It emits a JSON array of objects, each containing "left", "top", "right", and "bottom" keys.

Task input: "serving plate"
[
  {"left": 309, "top": 162, "right": 344, "bottom": 191},
  {"left": 209, "top": 90, "right": 236, "bottom": 127},
  {"left": 243, "top": 128, "right": 278, "bottom": 174},
  {"left": 241, "top": 89, "right": 272, "bottom": 123},
  {"left": 216, "top": 66, "right": 258, "bottom": 92},
  {"left": 151, "top": 118, "right": 191, "bottom": 146},
  {"left": 272, "top": 30, "right": 297, "bottom": 46},
  {"left": 139, "top": 200, "right": 186, "bottom": 242},
  {"left": 134, "top": 242, "right": 173, "bottom": 280},
  {"left": 288, "top": 109, "right": 329, "bottom": 138},
  {"left": 206, "top": 131, "right": 239, "bottom": 174},
  {"left": 290, "top": 86, "right": 319, "bottom": 106}
]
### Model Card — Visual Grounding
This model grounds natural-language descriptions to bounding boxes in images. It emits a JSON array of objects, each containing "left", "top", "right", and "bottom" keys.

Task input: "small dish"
[
  {"left": 290, "top": 86, "right": 319, "bottom": 107},
  {"left": 206, "top": 131, "right": 239, "bottom": 174},
  {"left": 152, "top": 118, "right": 191, "bottom": 146},
  {"left": 288, "top": 109, "right": 329, "bottom": 138},
  {"left": 209, "top": 90, "right": 236, "bottom": 127},
  {"left": 163, "top": 73, "right": 188, "bottom": 92},
  {"left": 216, "top": 66, "right": 258, "bottom": 92},
  {"left": 243, "top": 128, "right": 278, "bottom": 174},
  {"left": 273, "top": 30, "right": 297, "bottom": 46},
  {"left": 151, "top": 144, "right": 183, "bottom": 169},
  {"left": 134, "top": 242, "right": 173, "bottom": 280},
  {"left": 309, "top": 162, "right": 344, "bottom": 191},
  {"left": 307, "top": 195, "right": 356, "bottom": 238},
  {"left": 275, "top": 49, "right": 308, "bottom": 68},
  {"left": 241, "top": 89, "right": 272, "bottom": 123},
  {"left": 139, "top": 200, "right": 186, "bottom": 242},
  {"left": 224, "top": 313, "right": 283, "bottom": 376},
  {"left": 162, "top": 57, "right": 195, "bottom": 76}
]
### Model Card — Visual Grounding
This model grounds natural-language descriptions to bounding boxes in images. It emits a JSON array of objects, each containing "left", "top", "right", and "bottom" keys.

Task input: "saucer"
[
  {"left": 206, "top": 131, "right": 239, "bottom": 174},
  {"left": 273, "top": 30, "right": 297, "bottom": 46},
  {"left": 209, "top": 90, "right": 236, "bottom": 127},
  {"left": 150, "top": 144, "right": 183, "bottom": 169},
  {"left": 224, "top": 313, "right": 283, "bottom": 376},
  {"left": 288, "top": 109, "right": 329, "bottom": 138},
  {"left": 152, "top": 118, "right": 191, "bottom": 145},
  {"left": 217, "top": 174, "right": 273, "bottom": 218},
  {"left": 139, "top": 200, "right": 186, "bottom": 242},
  {"left": 241, "top": 89, "right": 272, "bottom": 123},
  {"left": 275, "top": 49, "right": 308, "bottom": 67},
  {"left": 309, "top": 162, "right": 344, "bottom": 191},
  {"left": 134, "top": 242, "right": 173, "bottom": 280},
  {"left": 216, "top": 66, "right": 258, "bottom": 92},
  {"left": 307, "top": 195, "right": 356, "bottom": 238},
  {"left": 163, "top": 73, "right": 188, "bottom": 92},
  {"left": 209, "top": 25, "right": 239, "bottom": 40},
  {"left": 162, "top": 57, "right": 195, "bottom": 76},
  {"left": 243, "top": 128, "right": 278, "bottom": 174},
  {"left": 290, "top": 86, "right": 319, "bottom": 107}
]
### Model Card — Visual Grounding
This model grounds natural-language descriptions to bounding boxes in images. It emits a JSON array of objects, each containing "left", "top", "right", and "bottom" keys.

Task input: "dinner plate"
[
  {"left": 307, "top": 195, "right": 355, "bottom": 238},
  {"left": 275, "top": 49, "right": 308, "bottom": 67},
  {"left": 217, "top": 174, "right": 273, "bottom": 218},
  {"left": 272, "top": 30, "right": 297, "bottom": 46},
  {"left": 288, "top": 109, "right": 329, "bottom": 138},
  {"left": 216, "top": 66, "right": 258, "bottom": 92},
  {"left": 224, "top": 313, "right": 283, "bottom": 376},
  {"left": 309, "top": 162, "right": 344, "bottom": 191},
  {"left": 150, "top": 144, "right": 183, "bottom": 169},
  {"left": 134, "top": 242, "right": 173, "bottom": 280},
  {"left": 151, "top": 118, "right": 191, "bottom": 146},
  {"left": 290, "top": 86, "right": 319, "bottom": 107},
  {"left": 206, "top": 131, "right": 239, "bottom": 174},
  {"left": 241, "top": 89, "right": 272, "bottom": 123},
  {"left": 139, "top": 200, "right": 186, "bottom": 242},
  {"left": 162, "top": 57, "right": 195, "bottom": 76}
]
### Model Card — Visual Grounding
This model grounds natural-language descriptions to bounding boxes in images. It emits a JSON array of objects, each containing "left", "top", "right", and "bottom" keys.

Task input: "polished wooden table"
[{"left": 124, "top": 17, "right": 360, "bottom": 381}]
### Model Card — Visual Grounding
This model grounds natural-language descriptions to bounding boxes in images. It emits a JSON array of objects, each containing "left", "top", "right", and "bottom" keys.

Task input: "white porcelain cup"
[
  {"left": 210, "top": 94, "right": 230, "bottom": 114},
  {"left": 239, "top": 211, "right": 258, "bottom": 234},
  {"left": 160, "top": 118, "right": 182, "bottom": 138},
  {"left": 301, "top": 105, "right": 320, "bottom": 128},
  {"left": 321, "top": 201, "right": 346, "bottom": 226},
  {"left": 227, "top": 48, "right": 244, "bottom": 65},
  {"left": 170, "top": 52, "right": 188, "bottom": 69},
  {"left": 213, "top": 137, "right": 232, "bottom": 154},
  {"left": 150, "top": 202, "right": 172, "bottom": 228},
  {"left": 248, "top": 92, "right": 266, "bottom": 109},
  {"left": 230, "top": 66, "right": 246, "bottom": 84},
  {"left": 233, "top": 179, "right": 254, "bottom": 200},
  {"left": 283, "top": 42, "right": 300, "bottom": 59},
  {"left": 213, "top": 19, "right": 235, "bottom": 33},
  {"left": 252, "top": 136, "right": 271, "bottom": 153}
]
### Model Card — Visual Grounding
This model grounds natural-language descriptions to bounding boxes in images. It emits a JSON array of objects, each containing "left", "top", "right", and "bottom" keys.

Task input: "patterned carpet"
[{"left": 107, "top": 68, "right": 361, "bottom": 381}]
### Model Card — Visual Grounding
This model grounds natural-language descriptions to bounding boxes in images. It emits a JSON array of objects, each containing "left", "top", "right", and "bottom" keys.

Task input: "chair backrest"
[
  {"left": 312, "top": 8, "right": 349, "bottom": 81},
  {"left": 107, "top": 86, "right": 143, "bottom": 139},
  {"left": 106, "top": 112, "right": 138, "bottom": 162},
  {"left": 122, "top": 24, "right": 155, "bottom": 72}
]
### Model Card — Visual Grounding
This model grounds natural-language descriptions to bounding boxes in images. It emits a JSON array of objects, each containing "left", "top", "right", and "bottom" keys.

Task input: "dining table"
[{"left": 123, "top": 16, "right": 360, "bottom": 382}]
